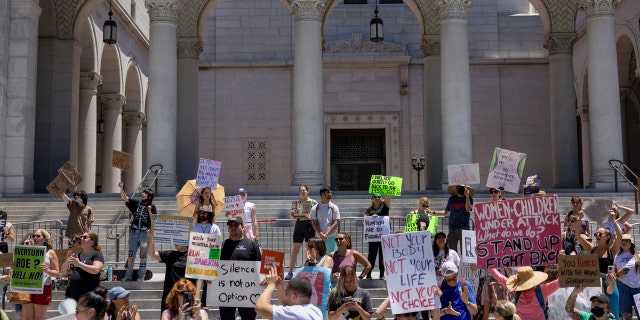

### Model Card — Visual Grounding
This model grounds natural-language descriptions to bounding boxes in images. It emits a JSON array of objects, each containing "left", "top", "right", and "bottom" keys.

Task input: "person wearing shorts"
[{"left": 285, "top": 185, "right": 317, "bottom": 280}]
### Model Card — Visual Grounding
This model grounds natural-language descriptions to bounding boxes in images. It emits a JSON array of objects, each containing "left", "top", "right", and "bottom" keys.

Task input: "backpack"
[{"left": 515, "top": 284, "right": 548, "bottom": 320}]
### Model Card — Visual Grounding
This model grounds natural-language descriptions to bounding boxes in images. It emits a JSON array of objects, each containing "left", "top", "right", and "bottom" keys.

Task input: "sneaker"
[
  {"left": 366, "top": 275, "right": 372, "bottom": 280},
  {"left": 136, "top": 278, "right": 144, "bottom": 282},
  {"left": 379, "top": 275, "right": 385, "bottom": 280},
  {"left": 284, "top": 272, "right": 293, "bottom": 280}
]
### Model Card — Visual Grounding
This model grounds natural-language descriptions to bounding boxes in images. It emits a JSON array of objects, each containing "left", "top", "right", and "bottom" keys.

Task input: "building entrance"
[{"left": 330, "top": 129, "right": 386, "bottom": 191}]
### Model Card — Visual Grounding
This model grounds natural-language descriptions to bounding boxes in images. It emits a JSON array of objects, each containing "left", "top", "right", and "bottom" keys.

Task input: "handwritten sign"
[
  {"left": 260, "top": 250, "right": 285, "bottom": 276},
  {"left": 364, "top": 216, "right": 390, "bottom": 242},
  {"left": 458, "top": 262, "right": 480, "bottom": 295},
  {"left": 196, "top": 158, "right": 221, "bottom": 189},
  {"left": 405, "top": 214, "right": 419, "bottom": 233},
  {"left": 582, "top": 199, "right": 613, "bottom": 222},
  {"left": 151, "top": 215, "right": 193, "bottom": 246},
  {"left": 448, "top": 163, "right": 480, "bottom": 186},
  {"left": 634, "top": 293, "right": 640, "bottom": 317},
  {"left": 382, "top": 232, "right": 438, "bottom": 314},
  {"left": 11, "top": 245, "right": 45, "bottom": 294},
  {"left": 461, "top": 230, "right": 477, "bottom": 264},
  {"left": 46, "top": 173, "right": 71, "bottom": 199},
  {"left": 207, "top": 260, "right": 262, "bottom": 308},
  {"left": 292, "top": 200, "right": 312, "bottom": 218},
  {"left": 486, "top": 148, "right": 527, "bottom": 193},
  {"left": 369, "top": 175, "right": 402, "bottom": 196},
  {"left": 558, "top": 254, "right": 600, "bottom": 288},
  {"left": 111, "top": 150, "right": 130, "bottom": 171},
  {"left": 223, "top": 195, "right": 244, "bottom": 216},
  {"left": 293, "top": 266, "right": 331, "bottom": 317},
  {"left": 186, "top": 232, "right": 223, "bottom": 280},
  {"left": 474, "top": 195, "right": 561, "bottom": 269},
  {"left": 58, "top": 161, "right": 83, "bottom": 186}
]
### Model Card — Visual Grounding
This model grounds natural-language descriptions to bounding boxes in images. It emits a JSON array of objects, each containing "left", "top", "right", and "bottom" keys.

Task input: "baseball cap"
[
  {"left": 441, "top": 261, "right": 458, "bottom": 276},
  {"left": 227, "top": 216, "right": 244, "bottom": 225},
  {"left": 590, "top": 294, "right": 610, "bottom": 304},
  {"left": 109, "top": 286, "right": 129, "bottom": 300},
  {"left": 238, "top": 188, "right": 247, "bottom": 194}
]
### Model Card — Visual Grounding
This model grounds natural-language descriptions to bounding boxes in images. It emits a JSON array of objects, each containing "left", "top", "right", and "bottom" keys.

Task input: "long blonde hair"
[
  {"left": 495, "top": 300, "right": 520, "bottom": 320},
  {"left": 331, "top": 266, "right": 357, "bottom": 297}
]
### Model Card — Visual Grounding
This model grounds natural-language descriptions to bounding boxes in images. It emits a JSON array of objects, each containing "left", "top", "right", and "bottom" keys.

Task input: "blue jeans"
[
  {"left": 125, "top": 230, "right": 148, "bottom": 281},
  {"left": 618, "top": 280, "right": 640, "bottom": 320}
]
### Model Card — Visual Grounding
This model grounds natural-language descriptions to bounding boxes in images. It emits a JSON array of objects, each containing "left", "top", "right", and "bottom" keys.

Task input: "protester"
[
  {"left": 601, "top": 201, "right": 634, "bottom": 235},
  {"left": 194, "top": 186, "right": 217, "bottom": 215},
  {"left": 304, "top": 237, "right": 333, "bottom": 269},
  {"left": 563, "top": 213, "right": 583, "bottom": 255},
  {"left": 435, "top": 185, "right": 473, "bottom": 252},
  {"left": 161, "top": 279, "right": 207, "bottom": 320},
  {"left": 148, "top": 230, "right": 192, "bottom": 313},
  {"left": 488, "top": 187, "right": 503, "bottom": 202},
  {"left": 118, "top": 181, "right": 156, "bottom": 282},
  {"left": 363, "top": 193, "right": 390, "bottom": 279},
  {"left": 493, "top": 300, "right": 520, "bottom": 320},
  {"left": 329, "top": 232, "right": 371, "bottom": 282},
  {"left": 13, "top": 236, "right": 33, "bottom": 320},
  {"left": 219, "top": 216, "right": 261, "bottom": 320},
  {"left": 311, "top": 186, "right": 341, "bottom": 253},
  {"left": 614, "top": 233, "right": 640, "bottom": 320},
  {"left": 61, "top": 190, "right": 93, "bottom": 246},
  {"left": 286, "top": 185, "right": 318, "bottom": 280},
  {"left": 581, "top": 211, "right": 622, "bottom": 275},
  {"left": 75, "top": 287, "right": 109, "bottom": 320},
  {"left": 327, "top": 266, "right": 373, "bottom": 320},
  {"left": 409, "top": 197, "right": 438, "bottom": 234},
  {"left": 193, "top": 209, "right": 221, "bottom": 235},
  {"left": 22, "top": 229, "right": 59, "bottom": 320},
  {"left": 255, "top": 266, "right": 323, "bottom": 320},
  {"left": 226, "top": 188, "right": 259, "bottom": 242},
  {"left": 433, "top": 232, "right": 460, "bottom": 277},
  {"left": 61, "top": 232, "right": 104, "bottom": 301},
  {"left": 563, "top": 196, "right": 589, "bottom": 235},
  {"left": 0, "top": 206, "right": 15, "bottom": 254},
  {"left": 437, "top": 261, "right": 477, "bottom": 320},
  {"left": 107, "top": 286, "right": 141, "bottom": 320},
  {"left": 565, "top": 288, "right": 616, "bottom": 320}
]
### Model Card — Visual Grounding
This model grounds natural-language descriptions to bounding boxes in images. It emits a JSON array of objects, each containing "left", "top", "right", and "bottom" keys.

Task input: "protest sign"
[
  {"left": 0, "top": 253, "right": 12, "bottom": 268},
  {"left": 458, "top": 262, "right": 479, "bottom": 295},
  {"left": 461, "top": 230, "right": 477, "bottom": 264},
  {"left": 582, "top": 199, "right": 613, "bottom": 222},
  {"left": 152, "top": 215, "right": 192, "bottom": 246},
  {"left": 224, "top": 195, "right": 244, "bottom": 216},
  {"left": 486, "top": 148, "right": 527, "bottom": 193},
  {"left": 364, "top": 216, "right": 390, "bottom": 242},
  {"left": 291, "top": 200, "right": 312, "bottom": 218},
  {"left": 382, "top": 231, "right": 438, "bottom": 314},
  {"left": 448, "top": 163, "right": 480, "bottom": 186},
  {"left": 0, "top": 211, "right": 8, "bottom": 243},
  {"left": 58, "top": 161, "right": 83, "bottom": 186},
  {"left": 11, "top": 245, "right": 45, "bottom": 294},
  {"left": 186, "top": 232, "right": 223, "bottom": 280},
  {"left": 293, "top": 266, "right": 332, "bottom": 317},
  {"left": 207, "top": 260, "right": 262, "bottom": 308},
  {"left": 260, "top": 250, "right": 285, "bottom": 276},
  {"left": 635, "top": 293, "right": 640, "bottom": 318},
  {"left": 474, "top": 195, "right": 561, "bottom": 269},
  {"left": 404, "top": 214, "right": 419, "bottom": 233},
  {"left": 46, "top": 173, "right": 71, "bottom": 199},
  {"left": 369, "top": 175, "right": 402, "bottom": 196},
  {"left": 523, "top": 174, "right": 541, "bottom": 195},
  {"left": 111, "top": 150, "right": 131, "bottom": 171},
  {"left": 196, "top": 158, "right": 221, "bottom": 189},
  {"left": 558, "top": 254, "right": 599, "bottom": 287}
]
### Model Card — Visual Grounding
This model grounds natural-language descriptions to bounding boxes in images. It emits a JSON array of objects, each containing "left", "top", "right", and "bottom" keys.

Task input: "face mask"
[{"left": 590, "top": 307, "right": 605, "bottom": 317}]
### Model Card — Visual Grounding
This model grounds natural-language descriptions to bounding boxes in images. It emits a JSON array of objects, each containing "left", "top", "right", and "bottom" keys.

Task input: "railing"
[{"left": 609, "top": 159, "right": 639, "bottom": 214}]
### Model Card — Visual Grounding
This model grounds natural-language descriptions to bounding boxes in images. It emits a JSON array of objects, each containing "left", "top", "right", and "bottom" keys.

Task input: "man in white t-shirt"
[
  {"left": 255, "top": 266, "right": 323, "bottom": 320},
  {"left": 310, "top": 186, "right": 341, "bottom": 253}
]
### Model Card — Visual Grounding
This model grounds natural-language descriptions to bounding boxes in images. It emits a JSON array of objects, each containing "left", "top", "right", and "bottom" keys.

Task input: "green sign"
[
  {"left": 11, "top": 245, "right": 45, "bottom": 293},
  {"left": 369, "top": 175, "right": 403, "bottom": 196},
  {"left": 405, "top": 214, "right": 419, "bottom": 232}
]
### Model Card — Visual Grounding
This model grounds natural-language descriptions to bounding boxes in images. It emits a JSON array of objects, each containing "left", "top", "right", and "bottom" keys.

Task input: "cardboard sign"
[
  {"left": 461, "top": 230, "right": 477, "bottom": 264},
  {"left": 11, "top": 245, "right": 45, "bottom": 294},
  {"left": 558, "top": 254, "right": 600, "bottom": 287},
  {"left": 382, "top": 232, "right": 438, "bottom": 314},
  {"left": 260, "top": 250, "right": 285, "bottom": 276},
  {"left": 292, "top": 200, "right": 312, "bottom": 218},
  {"left": 186, "top": 232, "right": 223, "bottom": 280},
  {"left": 486, "top": 148, "right": 527, "bottom": 193},
  {"left": 58, "top": 161, "right": 83, "bottom": 186},
  {"left": 363, "top": 216, "right": 390, "bottom": 242},
  {"left": 111, "top": 150, "right": 131, "bottom": 171},
  {"left": 0, "top": 253, "right": 13, "bottom": 268},
  {"left": 369, "top": 175, "right": 402, "bottom": 196},
  {"left": 448, "top": 163, "right": 480, "bottom": 186},
  {"left": 223, "top": 195, "right": 244, "bottom": 216},
  {"left": 46, "top": 173, "right": 71, "bottom": 199},
  {"left": 293, "top": 266, "right": 331, "bottom": 317},
  {"left": 151, "top": 214, "right": 193, "bottom": 246},
  {"left": 196, "top": 158, "right": 222, "bottom": 189},
  {"left": 207, "top": 260, "right": 262, "bottom": 308},
  {"left": 474, "top": 195, "right": 562, "bottom": 268},
  {"left": 582, "top": 199, "right": 613, "bottom": 222}
]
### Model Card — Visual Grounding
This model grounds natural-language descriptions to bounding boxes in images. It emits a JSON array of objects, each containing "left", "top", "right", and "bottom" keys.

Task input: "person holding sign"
[
  {"left": 311, "top": 186, "right": 341, "bottom": 253},
  {"left": 286, "top": 185, "right": 318, "bottom": 281},
  {"left": 437, "top": 261, "right": 477, "bottom": 320},
  {"left": 194, "top": 187, "right": 218, "bottom": 215},
  {"left": 327, "top": 266, "right": 373, "bottom": 320},
  {"left": 435, "top": 185, "right": 473, "bottom": 252},
  {"left": 23, "top": 229, "right": 59, "bottom": 320},
  {"left": 565, "top": 289, "right": 616, "bottom": 320},
  {"left": 0, "top": 206, "right": 15, "bottom": 253},
  {"left": 614, "top": 234, "right": 640, "bottom": 320},
  {"left": 582, "top": 212, "right": 623, "bottom": 276},
  {"left": 255, "top": 265, "right": 323, "bottom": 320},
  {"left": 408, "top": 197, "right": 438, "bottom": 234},
  {"left": 329, "top": 232, "right": 371, "bottom": 283},
  {"left": 147, "top": 230, "right": 192, "bottom": 313},
  {"left": 363, "top": 193, "right": 390, "bottom": 280},
  {"left": 61, "top": 190, "right": 94, "bottom": 246},
  {"left": 61, "top": 232, "right": 105, "bottom": 302},
  {"left": 161, "top": 279, "right": 208, "bottom": 320}
]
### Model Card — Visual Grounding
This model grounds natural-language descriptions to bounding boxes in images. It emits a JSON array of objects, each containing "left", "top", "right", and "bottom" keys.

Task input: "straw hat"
[
  {"left": 447, "top": 185, "right": 475, "bottom": 197},
  {"left": 506, "top": 266, "right": 548, "bottom": 291}
]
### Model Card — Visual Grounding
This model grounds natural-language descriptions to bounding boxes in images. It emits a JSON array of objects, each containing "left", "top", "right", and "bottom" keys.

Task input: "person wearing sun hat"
[
  {"left": 566, "top": 287, "right": 616, "bottom": 320},
  {"left": 488, "top": 266, "right": 559, "bottom": 320},
  {"left": 434, "top": 185, "right": 474, "bottom": 252},
  {"left": 437, "top": 261, "right": 477, "bottom": 319},
  {"left": 363, "top": 192, "right": 390, "bottom": 279}
]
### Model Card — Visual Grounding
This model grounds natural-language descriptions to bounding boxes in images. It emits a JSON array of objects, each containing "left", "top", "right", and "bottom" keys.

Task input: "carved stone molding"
[
  {"left": 437, "top": 0, "right": 471, "bottom": 21},
  {"left": 80, "top": 72, "right": 103, "bottom": 90},
  {"left": 177, "top": 38, "right": 203, "bottom": 59},
  {"left": 544, "top": 0, "right": 579, "bottom": 33},
  {"left": 579, "top": 0, "right": 620, "bottom": 18},
  {"left": 420, "top": 35, "right": 441, "bottom": 56},
  {"left": 123, "top": 112, "right": 146, "bottom": 127},
  {"left": 292, "top": 0, "right": 326, "bottom": 22},
  {"left": 543, "top": 33, "right": 577, "bottom": 55},
  {"left": 324, "top": 33, "right": 407, "bottom": 55},
  {"left": 54, "top": 0, "right": 79, "bottom": 39},
  {"left": 177, "top": 0, "right": 207, "bottom": 38},
  {"left": 101, "top": 94, "right": 127, "bottom": 111},
  {"left": 146, "top": 1, "right": 179, "bottom": 24}
]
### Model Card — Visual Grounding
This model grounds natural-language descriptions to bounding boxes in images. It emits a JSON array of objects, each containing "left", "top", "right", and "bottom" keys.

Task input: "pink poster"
[{"left": 474, "top": 195, "right": 562, "bottom": 269}]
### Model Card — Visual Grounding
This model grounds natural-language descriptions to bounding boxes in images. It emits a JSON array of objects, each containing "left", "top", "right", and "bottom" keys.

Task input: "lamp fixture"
[
  {"left": 370, "top": 0, "right": 384, "bottom": 42},
  {"left": 97, "top": 112, "right": 104, "bottom": 134},
  {"left": 103, "top": 0, "right": 117, "bottom": 45}
]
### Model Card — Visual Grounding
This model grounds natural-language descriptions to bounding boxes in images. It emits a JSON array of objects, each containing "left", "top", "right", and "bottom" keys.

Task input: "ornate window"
[{"left": 245, "top": 139, "right": 269, "bottom": 185}]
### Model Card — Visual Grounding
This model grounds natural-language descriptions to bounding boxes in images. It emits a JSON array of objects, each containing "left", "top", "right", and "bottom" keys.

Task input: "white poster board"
[
  {"left": 461, "top": 230, "right": 477, "bottom": 264},
  {"left": 207, "top": 260, "right": 262, "bottom": 308},
  {"left": 486, "top": 147, "right": 527, "bottom": 193},
  {"left": 363, "top": 216, "right": 390, "bottom": 243},
  {"left": 186, "top": 232, "right": 223, "bottom": 280},
  {"left": 196, "top": 158, "right": 222, "bottom": 189},
  {"left": 448, "top": 163, "right": 480, "bottom": 186},
  {"left": 223, "top": 195, "right": 244, "bottom": 216},
  {"left": 151, "top": 215, "right": 192, "bottom": 246}
]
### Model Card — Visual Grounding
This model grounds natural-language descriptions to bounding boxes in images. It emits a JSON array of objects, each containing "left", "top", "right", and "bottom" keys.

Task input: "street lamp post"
[{"left": 411, "top": 154, "right": 426, "bottom": 190}]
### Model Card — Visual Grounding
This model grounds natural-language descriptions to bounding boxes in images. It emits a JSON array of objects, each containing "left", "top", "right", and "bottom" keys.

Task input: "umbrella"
[{"left": 176, "top": 179, "right": 225, "bottom": 218}]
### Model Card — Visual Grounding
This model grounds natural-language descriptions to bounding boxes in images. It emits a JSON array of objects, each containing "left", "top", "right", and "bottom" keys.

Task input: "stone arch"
[
  {"left": 79, "top": 16, "right": 98, "bottom": 72},
  {"left": 124, "top": 63, "right": 143, "bottom": 113},
  {"left": 99, "top": 43, "right": 122, "bottom": 93},
  {"left": 616, "top": 35, "right": 634, "bottom": 88}
]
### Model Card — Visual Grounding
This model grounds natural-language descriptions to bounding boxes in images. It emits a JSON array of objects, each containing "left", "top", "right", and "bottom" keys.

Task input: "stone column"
[
  {"left": 100, "top": 94, "right": 125, "bottom": 193},
  {"left": 544, "top": 33, "right": 580, "bottom": 188},
  {"left": 580, "top": 0, "right": 623, "bottom": 188},
  {"left": 124, "top": 112, "right": 146, "bottom": 194},
  {"left": 291, "top": 0, "right": 327, "bottom": 188},
  {"left": 578, "top": 107, "right": 591, "bottom": 187},
  {"left": 77, "top": 72, "right": 102, "bottom": 192},
  {"left": 176, "top": 38, "right": 202, "bottom": 184},
  {"left": 437, "top": 0, "right": 472, "bottom": 186},
  {"left": 145, "top": 0, "right": 179, "bottom": 195},
  {"left": 421, "top": 35, "right": 443, "bottom": 189}
]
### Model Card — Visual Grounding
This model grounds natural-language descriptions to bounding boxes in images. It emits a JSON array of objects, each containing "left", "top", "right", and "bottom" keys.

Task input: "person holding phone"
[
  {"left": 161, "top": 279, "right": 207, "bottom": 320},
  {"left": 614, "top": 234, "right": 640, "bottom": 320}
]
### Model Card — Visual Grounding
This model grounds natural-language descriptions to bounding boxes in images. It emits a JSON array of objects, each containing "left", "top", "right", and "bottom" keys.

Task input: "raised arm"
[
  {"left": 61, "top": 193, "right": 72, "bottom": 205},
  {"left": 147, "top": 231, "right": 161, "bottom": 261},
  {"left": 610, "top": 210, "right": 623, "bottom": 254},
  {"left": 118, "top": 181, "right": 129, "bottom": 202},
  {"left": 384, "top": 195, "right": 391, "bottom": 208},
  {"left": 565, "top": 286, "right": 584, "bottom": 320}
]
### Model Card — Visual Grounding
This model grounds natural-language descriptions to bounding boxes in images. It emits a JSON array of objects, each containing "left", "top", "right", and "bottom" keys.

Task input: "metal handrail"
[{"left": 608, "top": 159, "right": 639, "bottom": 214}]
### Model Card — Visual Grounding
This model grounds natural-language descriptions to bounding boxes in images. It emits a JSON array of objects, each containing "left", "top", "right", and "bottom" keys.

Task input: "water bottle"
[{"left": 107, "top": 265, "right": 113, "bottom": 282}]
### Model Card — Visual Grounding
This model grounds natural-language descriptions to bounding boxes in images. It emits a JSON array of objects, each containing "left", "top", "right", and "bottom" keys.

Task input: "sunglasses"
[
  {"left": 335, "top": 237, "right": 345, "bottom": 242},
  {"left": 421, "top": 204, "right": 429, "bottom": 208},
  {"left": 81, "top": 235, "right": 91, "bottom": 239},
  {"left": 373, "top": 196, "right": 382, "bottom": 199},
  {"left": 594, "top": 232, "right": 604, "bottom": 237},
  {"left": 30, "top": 234, "right": 42, "bottom": 239}
]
